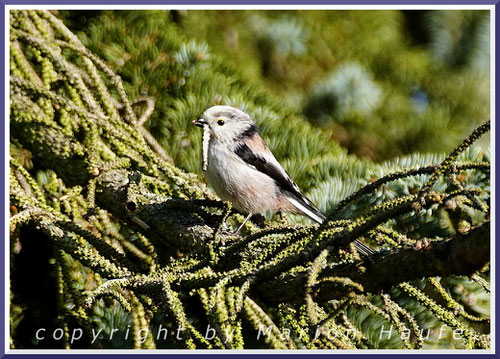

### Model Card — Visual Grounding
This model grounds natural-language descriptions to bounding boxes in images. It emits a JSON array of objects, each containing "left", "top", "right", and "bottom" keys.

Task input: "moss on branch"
[
  {"left": 9, "top": 10, "right": 490, "bottom": 350},
  {"left": 258, "top": 222, "right": 490, "bottom": 303}
]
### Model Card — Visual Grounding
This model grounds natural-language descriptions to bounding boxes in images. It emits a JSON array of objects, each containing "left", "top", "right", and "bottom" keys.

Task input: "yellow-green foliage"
[{"left": 10, "top": 10, "right": 490, "bottom": 350}]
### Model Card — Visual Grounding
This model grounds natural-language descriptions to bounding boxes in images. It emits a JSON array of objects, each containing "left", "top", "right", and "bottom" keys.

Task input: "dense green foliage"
[
  {"left": 66, "top": 10, "right": 490, "bottom": 161},
  {"left": 176, "top": 10, "right": 490, "bottom": 160},
  {"left": 9, "top": 10, "right": 490, "bottom": 350}
]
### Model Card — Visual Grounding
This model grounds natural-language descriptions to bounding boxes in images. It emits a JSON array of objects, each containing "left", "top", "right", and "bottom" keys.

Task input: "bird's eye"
[{"left": 217, "top": 119, "right": 225, "bottom": 126}]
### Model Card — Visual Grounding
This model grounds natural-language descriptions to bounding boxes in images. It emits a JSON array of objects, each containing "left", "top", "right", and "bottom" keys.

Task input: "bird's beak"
[{"left": 193, "top": 118, "right": 207, "bottom": 128}]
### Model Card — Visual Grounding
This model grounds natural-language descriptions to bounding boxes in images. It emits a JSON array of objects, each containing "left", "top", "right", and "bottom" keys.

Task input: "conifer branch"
[
  {"left": 9, "top": 10, "right": 490, "bottom": 349},
  {"left": 258, "top": 222, "right": 489, "bottom": 303}
]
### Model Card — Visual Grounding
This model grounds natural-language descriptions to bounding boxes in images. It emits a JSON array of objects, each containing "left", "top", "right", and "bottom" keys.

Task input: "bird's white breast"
[{"left": 204, "top": 140, "right": 278, "bottom": 214}]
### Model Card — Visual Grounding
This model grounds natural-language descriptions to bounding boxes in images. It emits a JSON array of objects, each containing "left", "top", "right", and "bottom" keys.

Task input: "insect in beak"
[{"left": 193, "top": 118, "right": 207, "bottom": 128}]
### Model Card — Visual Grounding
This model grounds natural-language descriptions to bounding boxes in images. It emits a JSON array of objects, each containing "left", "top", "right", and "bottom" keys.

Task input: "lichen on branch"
[{"left": 9, "top": 10, "right": 490, "bottom": 350}]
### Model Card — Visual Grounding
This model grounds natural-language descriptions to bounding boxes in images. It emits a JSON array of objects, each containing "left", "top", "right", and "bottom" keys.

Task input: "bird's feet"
[{"left": 220, "top": 227, "right": 243, "bottom": 237}]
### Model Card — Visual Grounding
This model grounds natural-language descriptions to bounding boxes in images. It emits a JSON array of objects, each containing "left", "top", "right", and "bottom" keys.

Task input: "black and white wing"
[
  {"left": 233, "top": 127, "right": 373, "bottom": 256},
  {"left": 233, "top": 127, "right": 325, "bottom": 224}
]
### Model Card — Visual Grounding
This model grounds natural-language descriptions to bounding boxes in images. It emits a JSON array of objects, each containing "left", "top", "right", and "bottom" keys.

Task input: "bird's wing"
[
  {"left": 234, "top": 132, "right": 373, "bottom": 256},
  {"left": 234, "top": 133, "right": 319, "bottom": 206}
]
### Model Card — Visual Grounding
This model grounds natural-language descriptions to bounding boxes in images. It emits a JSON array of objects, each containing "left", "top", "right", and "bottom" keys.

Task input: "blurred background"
[
  {"left": 10, "top": 10, "right": 489, "bottom": 349},
  {"left": 61, "top": 9, "right": 490, "bottom": 162},
  {"left": 178, "top": 10, "right": 490, "bottom": 160}
]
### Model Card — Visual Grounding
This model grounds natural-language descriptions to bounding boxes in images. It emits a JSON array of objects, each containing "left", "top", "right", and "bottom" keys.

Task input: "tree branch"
[
  {"left": 96, "top": 169, "right": 218, "bottom": 253},
  {"left": 258, "top": 222, "right": 490, "bottom": 304},
  {"left": 12, "top": 117, "right": 218, "bottom": 254}
]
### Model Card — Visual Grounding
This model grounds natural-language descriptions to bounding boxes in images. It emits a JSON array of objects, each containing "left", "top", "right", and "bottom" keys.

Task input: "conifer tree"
[{"left": 10, "top": 10, "right": 489, "bottom": 349}]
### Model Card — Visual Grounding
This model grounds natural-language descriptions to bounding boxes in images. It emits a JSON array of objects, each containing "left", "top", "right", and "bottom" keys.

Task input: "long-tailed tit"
[{"left": 193, "top": 105, "right": 372, "bottom": 256}]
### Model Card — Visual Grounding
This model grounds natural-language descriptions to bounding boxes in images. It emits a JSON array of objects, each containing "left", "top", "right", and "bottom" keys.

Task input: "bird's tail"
[
  {"left": 287, "top": 196, "right": 326, "bottom": 224},
  {"left": 287, "top": 196, "right": 373, "bottom": 257}
]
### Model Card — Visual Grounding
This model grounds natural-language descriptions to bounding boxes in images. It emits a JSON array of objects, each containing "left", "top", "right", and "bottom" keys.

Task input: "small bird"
[{"left": 193, "top": 105, "right": 372, "bottom": 256}]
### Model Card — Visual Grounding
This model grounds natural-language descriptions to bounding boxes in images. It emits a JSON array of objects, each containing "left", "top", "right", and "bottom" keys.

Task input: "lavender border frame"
[{"left": 0, "top": 1, "right": 497, "bottom": 358}]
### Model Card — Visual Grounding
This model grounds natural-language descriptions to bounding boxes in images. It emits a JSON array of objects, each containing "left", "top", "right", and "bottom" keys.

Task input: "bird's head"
[{"left": 193, "top": 105, "right": 257, "bottom": 145}]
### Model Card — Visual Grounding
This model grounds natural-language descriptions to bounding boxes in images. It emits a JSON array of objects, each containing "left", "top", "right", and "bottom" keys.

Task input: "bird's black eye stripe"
[{"left": 217, "top": 119, "right": 225, "bottom": 126}]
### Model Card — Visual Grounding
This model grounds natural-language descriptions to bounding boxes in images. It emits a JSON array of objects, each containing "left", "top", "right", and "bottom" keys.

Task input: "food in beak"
[{"left": 193, "top": 118, "right": 207, "bottom": 127}]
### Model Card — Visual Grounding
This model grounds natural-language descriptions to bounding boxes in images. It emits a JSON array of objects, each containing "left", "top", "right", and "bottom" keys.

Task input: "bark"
[{"left": 96, "top": 169, "right": 216, "bottom": 253}]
